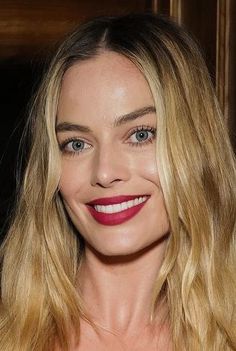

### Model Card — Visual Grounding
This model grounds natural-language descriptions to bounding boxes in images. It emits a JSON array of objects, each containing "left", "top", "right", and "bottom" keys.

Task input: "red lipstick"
[{"left": 86, "top": 195, "right": 150, "bottom": 226}]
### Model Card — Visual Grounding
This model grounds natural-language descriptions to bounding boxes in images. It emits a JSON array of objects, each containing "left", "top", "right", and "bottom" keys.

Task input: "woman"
[{"left": 0, "top": 13, "right": 235, "bottom": 351}]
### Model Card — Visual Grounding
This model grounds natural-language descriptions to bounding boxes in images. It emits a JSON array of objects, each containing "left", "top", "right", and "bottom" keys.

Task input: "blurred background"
[{"left": 0, "top": 0, "right": 235, "bottom": 241}]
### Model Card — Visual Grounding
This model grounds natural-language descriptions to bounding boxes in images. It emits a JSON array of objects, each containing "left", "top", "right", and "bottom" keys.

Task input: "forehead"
[{"left": 57, "top": 51, "right": 154, "bottom": 125}]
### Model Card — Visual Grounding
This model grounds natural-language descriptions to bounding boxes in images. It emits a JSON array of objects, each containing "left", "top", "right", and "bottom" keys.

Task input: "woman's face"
[{"left": 57, "top": 51, "right": 169, "bottom": 256}]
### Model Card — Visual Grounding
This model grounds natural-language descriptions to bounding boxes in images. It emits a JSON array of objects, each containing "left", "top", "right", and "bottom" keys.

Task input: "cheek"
[
  {"left": 132, "top": 148, "right": 159, "bottom": 184},
  {"left": 137, "top": 151, "right": 169, "bottom": 227},
  {"left": 59, "top": 159, "right": 85, "bottom": 199}
]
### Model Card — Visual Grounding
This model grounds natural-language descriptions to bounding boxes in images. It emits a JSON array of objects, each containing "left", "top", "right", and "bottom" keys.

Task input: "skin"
[{"left": 57, "top": 51, "right": 171, "bottom": 350}]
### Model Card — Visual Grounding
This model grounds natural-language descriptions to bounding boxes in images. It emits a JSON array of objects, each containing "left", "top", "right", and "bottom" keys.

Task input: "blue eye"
[
  {"left": 71, "top": 140, "right": 85, "bottom": 151},
  {"left": 134, "top": 130, "right": 149, "bottom": 142},
  {"left": 60, "top": 138, "right": 91, "bottom": 154},
  {"left": 129, "top": 127, "right": 156, "bottom": 145}
]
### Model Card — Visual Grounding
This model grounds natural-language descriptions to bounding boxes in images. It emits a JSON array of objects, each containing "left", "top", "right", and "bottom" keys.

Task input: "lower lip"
[{"left": 86, "top": 199, "right": 149, "bottom": 226}]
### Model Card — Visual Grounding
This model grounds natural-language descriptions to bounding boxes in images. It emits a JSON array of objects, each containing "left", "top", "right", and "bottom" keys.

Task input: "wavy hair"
[{"left": 0, "top": 13, "right": 235, "bottom": 351}]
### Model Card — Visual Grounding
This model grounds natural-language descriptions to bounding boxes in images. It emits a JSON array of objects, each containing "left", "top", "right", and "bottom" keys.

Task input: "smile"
[
  {"left": 86, "top": 195, "right": 150, "bottom": 226},
  {"left": 94, "top": 196, "right": 147, "bottom": 214}
]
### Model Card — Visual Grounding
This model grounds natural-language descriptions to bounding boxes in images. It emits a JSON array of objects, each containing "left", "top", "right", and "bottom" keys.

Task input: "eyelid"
[
  {"left": 59, "top": 137, "right": 91, "bottom": 152},
  {"left": 125, "top": 125, "right": 156, "bottom": 142},
  {"left": 58, "top": 124, "right": 156, "bottom": 155}
]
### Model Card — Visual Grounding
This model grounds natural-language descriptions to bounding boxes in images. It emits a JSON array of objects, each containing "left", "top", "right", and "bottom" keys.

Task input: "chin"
[
  {"left": 85, "top": 234, "right": 168, "bottom": 260},
  {"left": 85, "top": 240, "right": 140, "bottom": 257}
]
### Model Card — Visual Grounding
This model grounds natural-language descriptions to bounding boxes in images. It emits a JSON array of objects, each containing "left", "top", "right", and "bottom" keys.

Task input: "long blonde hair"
[{"left": 0, "top": 13, "right": 235, "bottom": 351}]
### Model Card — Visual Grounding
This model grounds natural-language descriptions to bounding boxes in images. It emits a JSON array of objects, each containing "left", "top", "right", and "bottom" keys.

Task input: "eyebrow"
[{"left": 56, "top": 105, "right": 156, "bottom": 133}]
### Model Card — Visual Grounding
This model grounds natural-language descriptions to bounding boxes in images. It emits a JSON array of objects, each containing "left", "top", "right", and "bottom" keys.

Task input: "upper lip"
[{"left": 86, "top": 195, "right": 149, "bottom": 206}]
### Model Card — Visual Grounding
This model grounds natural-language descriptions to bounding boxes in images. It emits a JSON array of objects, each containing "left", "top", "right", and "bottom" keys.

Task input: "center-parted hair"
[{"left": 0, "top": 13, "right": 235, "bottom": 351}]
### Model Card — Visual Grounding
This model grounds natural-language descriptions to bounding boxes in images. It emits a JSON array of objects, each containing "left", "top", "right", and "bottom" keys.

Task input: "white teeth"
[
  {"left": 113, "top": 203, "right": 122, "bottom": 213},
  {"left": 94, "top": 196, "right": 148, "bottom": 214},
  {"left": 127, "top": 200, "right": 134, "bottom": 208},
  {"left": 121, "top": 202, "right": 128, "bottom": 211},
  {"left": 106, "top": 205, "right": 113, "bottom": 214}
]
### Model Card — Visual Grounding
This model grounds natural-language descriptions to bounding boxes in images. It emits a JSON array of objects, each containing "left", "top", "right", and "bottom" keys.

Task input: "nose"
[{"left": 90, "top": 144, "right": 131, "bottom": 188}]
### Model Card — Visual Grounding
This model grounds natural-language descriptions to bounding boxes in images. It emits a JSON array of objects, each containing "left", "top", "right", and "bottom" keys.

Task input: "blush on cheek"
[
  {"left": 59, "top": 168, "right": 81, "bottom": 197},
  {"left": 137, "top": 155, "right": 160, "bottom": 185}
]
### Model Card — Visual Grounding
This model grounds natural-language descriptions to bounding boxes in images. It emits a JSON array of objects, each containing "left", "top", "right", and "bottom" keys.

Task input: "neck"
[{"left": 78, "top": 235, "right": 169, "bottom": 335}]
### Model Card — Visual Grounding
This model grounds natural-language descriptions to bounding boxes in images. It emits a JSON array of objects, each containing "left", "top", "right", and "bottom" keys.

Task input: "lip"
[
  {"left": 86, "top": 195, "right": 149, "bottom": 206},
  {"left": 86, "top": 195, "right": 150, "bottom": 226}
]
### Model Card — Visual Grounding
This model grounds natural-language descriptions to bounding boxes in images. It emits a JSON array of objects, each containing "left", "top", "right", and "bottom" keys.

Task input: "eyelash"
[
  {"left": 127, "top": 125, "right": 156, "bottom": 147},
  {"left": 59, "top": 125, "right": 156, "bottom": 156}
]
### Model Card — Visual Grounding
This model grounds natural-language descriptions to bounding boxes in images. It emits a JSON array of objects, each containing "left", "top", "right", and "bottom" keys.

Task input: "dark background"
[{"left": 0, "top": 0, "right": 235, "bottom": 241}]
